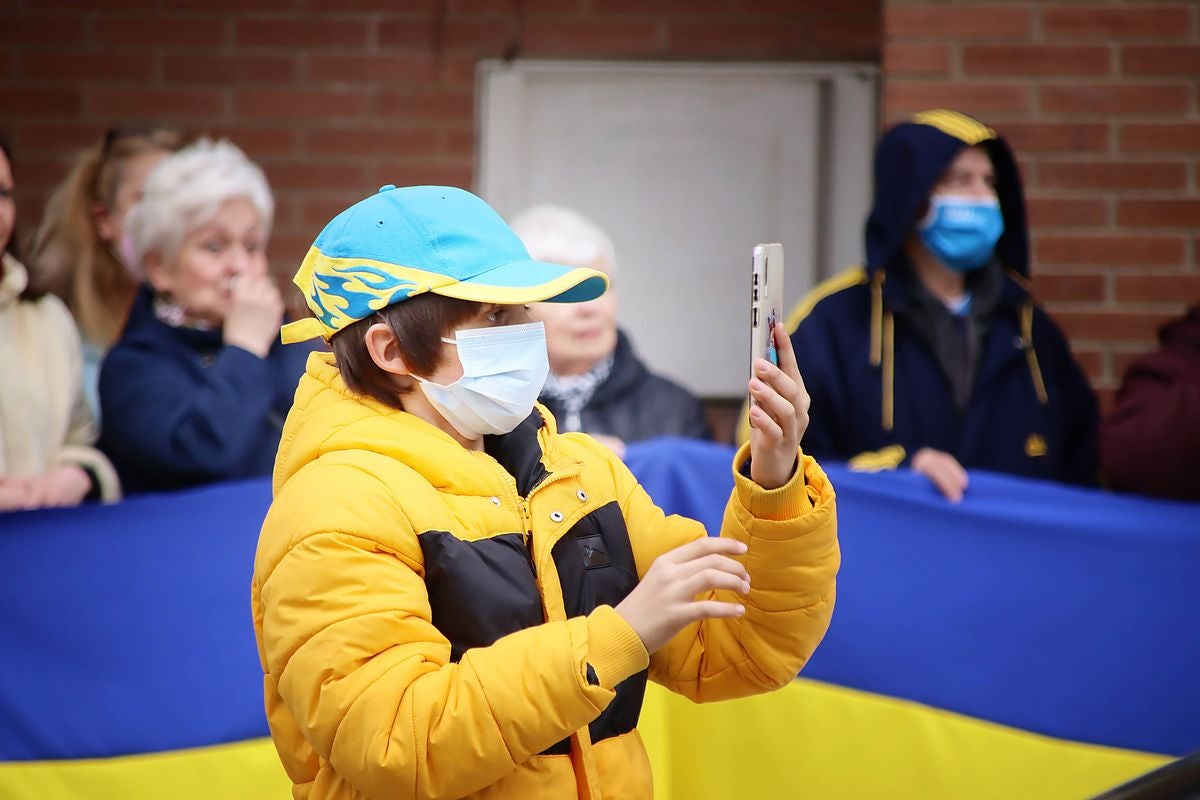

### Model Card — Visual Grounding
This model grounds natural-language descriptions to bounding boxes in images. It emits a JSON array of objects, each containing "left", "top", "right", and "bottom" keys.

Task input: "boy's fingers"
[
  {"left": 748, "top": 402, "right": 783, "bottom": 441},
  {"left": 660, "top": 535, "right": 747, "bottom": 565},
  {"left": 754, "top": 361, "right": 799, "bottom": 408},
  {"left": 771, "top": 325, "right": 813, "bottom": 413},
  {"left": 772, "top": 323, "right": 800, "bottom": 380},
  {"left": 677, "top": 553, "right": 751, "bottom": 584},
  {"left": 749, "top": 380, "right": 796, "bottom": 432},
  {"left": 683, "top": 600, "right": 746, "bottom": 623},
  {"left": 682, "top": 570, "right": 751, "bottom": 599}
]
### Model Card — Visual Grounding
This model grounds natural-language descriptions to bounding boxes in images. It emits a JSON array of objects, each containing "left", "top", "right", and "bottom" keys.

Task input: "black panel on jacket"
[
  {"left": 546, "top": 501, "right": 646, "bottom": 753},
  {"left": 484, "top": 410, "right": 550, "bottom": 496},
  {"left": 417, "top": 531, "right": 544, "bottom": 664},
  {"left": 430, "top": 418, "right": 648, "bottom": 757}
]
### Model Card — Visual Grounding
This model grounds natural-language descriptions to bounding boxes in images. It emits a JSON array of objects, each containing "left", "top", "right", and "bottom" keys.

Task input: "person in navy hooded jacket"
[{"left": 759, "top": 109, "right": 1098, "bottom": 500}]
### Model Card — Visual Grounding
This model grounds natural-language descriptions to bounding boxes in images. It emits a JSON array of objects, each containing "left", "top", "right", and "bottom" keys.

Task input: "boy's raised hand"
[
  {"left": 615, "top": 536, "right": 750, "bottom": 655},
  {"left": 747, "top": 323, "right": 810, "bottom": 490}
]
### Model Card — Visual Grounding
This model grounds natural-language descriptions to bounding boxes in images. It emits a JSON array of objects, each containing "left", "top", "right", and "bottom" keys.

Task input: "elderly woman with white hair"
[
  {"left": 510, "top": 204, "right": 710, "bottom": 457},
  {"left": 98, "top": 138, "right": 315, "bottom": 493}
]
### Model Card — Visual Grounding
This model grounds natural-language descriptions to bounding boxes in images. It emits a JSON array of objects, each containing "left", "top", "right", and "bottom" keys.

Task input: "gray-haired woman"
[{"left": 98, "top": 138, "right": 316, "bottom": 494}]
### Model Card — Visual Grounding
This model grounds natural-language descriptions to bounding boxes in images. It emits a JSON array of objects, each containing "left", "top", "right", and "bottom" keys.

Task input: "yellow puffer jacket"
[{"left": 252, "top": 353, "right": 839, "bottom": 800}]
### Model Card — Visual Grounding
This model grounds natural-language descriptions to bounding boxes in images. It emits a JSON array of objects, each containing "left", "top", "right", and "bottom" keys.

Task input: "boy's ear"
[{"left": 364, "top": 322, "right": 411, "bottom": 377}]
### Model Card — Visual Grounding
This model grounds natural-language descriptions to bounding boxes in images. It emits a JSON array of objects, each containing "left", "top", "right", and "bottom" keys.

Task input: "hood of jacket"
[{"left": 865, "top": 109, "right": 1030, "bottom": 279}]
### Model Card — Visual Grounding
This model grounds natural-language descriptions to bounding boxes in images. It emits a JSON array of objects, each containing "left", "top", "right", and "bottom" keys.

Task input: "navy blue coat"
[
  {"left": 787, "top": 110, "right": 1098, "bottom": 485},
  {"left": 99, "top": 285, "right": 316, "bottom": 494},
  {"left": 791, "top": 267, "right": 1097, "bottom": 484}
]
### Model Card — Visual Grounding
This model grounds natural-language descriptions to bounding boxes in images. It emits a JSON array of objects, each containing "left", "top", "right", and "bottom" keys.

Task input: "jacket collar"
[
  {"left": 278, "top": 353, "right": 578, "bottom": 498},
  {"left": 881, "top": 256, "right": 1026, "bottom": 322},
  {"left": 484, "top": 411, "right": 552, "bottom": 496},
  {"left": 127, "top": 283, "right": 224, "bottom": 349},
  {"left": 587, "top": 329, "right": 647, "bottom": 405}
]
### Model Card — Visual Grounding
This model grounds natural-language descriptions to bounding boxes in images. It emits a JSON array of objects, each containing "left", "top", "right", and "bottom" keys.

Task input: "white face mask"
[{"left": 415, "top": 321, "right": 550, "bottom": 439}]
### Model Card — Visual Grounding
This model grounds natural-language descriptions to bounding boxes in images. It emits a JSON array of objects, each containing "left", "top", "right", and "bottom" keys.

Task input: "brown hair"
[
  {"left": 0, "top": 134, "right": 19, "bottom": 263},
  {"left": 30, "top": 127, "right": 185, "bottom": 348},
  {"left": 330, "top": 293, "right": 481, "bottom": 410},
  {"left": 0, "top": 134, "right": 42, "bottom": 301}
]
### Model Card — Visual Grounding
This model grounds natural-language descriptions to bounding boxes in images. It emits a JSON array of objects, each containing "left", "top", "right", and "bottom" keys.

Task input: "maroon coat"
[{"left": 1100, "top": 305, "right": 1200, "bottom": 501}]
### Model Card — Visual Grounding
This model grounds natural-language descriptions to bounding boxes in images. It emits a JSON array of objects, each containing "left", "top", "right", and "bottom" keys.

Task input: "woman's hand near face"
[
  {"left": 747, "top": 323, "right": 811, "bottom": 490},
  {"left": 223, "top": 273, "right": 284, "bottom": 358}
]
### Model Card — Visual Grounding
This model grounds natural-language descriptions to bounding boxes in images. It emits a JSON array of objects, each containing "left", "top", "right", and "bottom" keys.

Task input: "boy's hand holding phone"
[{"left": 748, "top": 323, "right": 810, "bottom": 490}]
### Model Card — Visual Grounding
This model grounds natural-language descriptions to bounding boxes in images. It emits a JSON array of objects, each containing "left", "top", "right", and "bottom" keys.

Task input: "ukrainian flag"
[
  {"left": 628, "top": 439, "right": 1198, "bottom": 799},
  {"left": 1, "top": 441, "right": 1196, "bottom": 798},
  {"left": 0, "top": 482, "right": 288, "bottom": 798}
]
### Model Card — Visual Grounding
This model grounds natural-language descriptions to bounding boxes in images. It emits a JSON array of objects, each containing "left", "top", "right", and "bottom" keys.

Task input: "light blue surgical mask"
[
  {"left": 919, "top": 194, "right": 1005, "bottom": 273},
  {"left": 415, "top": 321, "right": 549, "bottom": 439}
]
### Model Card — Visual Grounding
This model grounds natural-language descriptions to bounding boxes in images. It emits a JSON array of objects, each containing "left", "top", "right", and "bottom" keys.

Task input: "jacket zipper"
[
  {"left": 470, "top": 449, "right": 537, "bottom": 555},
  {"left": 517, "top": 496, "right": 533, "bottom": 551}
]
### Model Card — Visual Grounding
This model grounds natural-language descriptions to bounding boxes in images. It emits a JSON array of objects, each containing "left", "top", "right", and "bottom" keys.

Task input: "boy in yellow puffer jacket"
[{"left": 252, "top": 185, "right": 839, "bottom": 800}]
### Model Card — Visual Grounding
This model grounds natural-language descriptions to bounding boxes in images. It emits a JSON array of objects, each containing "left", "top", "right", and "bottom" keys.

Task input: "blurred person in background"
[
  {"left": 510, "top": 204, "right": 710, "bottom": 458},
  {"left": 98, "top": 138, "right": 314, "bottom": 494},
  {"left": 745, "top": 109, "right": 1097, "bottom": 501},
  {"left": 0, "top": 135, "right": 119, "bottom": 511},
  {"left": 30, "top": 127, "right": 184, "bottom": 417},
  {"left": 1100, "top": 304, "right": 1200, "bottom": 501}
]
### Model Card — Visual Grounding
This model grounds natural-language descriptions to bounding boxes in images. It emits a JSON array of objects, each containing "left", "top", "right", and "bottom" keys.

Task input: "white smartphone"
[{"left": 750, "top": 243, "right": 785, "bottom": 397}]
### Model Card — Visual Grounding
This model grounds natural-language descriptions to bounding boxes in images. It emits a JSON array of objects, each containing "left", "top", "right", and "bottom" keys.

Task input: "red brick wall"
[
  {"left": 883, "top": 1, "right": 1200, "bottom": 405},
  {"left": 1, "top": 0, "right": 878, "bottom": 290},
  {"left": 10, "top": 2, "right": 1189, "bottom": 406}
]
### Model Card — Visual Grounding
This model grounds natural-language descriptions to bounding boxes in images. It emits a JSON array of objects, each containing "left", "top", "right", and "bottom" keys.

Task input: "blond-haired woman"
[{"left": 31, "top": 127, "right": 184, "bottom": 415}]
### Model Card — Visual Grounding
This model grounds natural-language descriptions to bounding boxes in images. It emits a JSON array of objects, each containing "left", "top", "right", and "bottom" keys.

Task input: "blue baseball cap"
[{"left": 282, "top": 185, "right": 609, "bottom": 344}]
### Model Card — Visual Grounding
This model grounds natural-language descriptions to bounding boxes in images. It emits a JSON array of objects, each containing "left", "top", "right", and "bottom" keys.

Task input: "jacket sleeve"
[
  {"left": 58, "top": 387, "right": 120, "bottom": 502},
  {"left": 99, "top": 341, "right": 277, "bottom": 482},
  {"left": 43, "top": 295, "right": 120, "bottom": 500},
  {"left": 1035, "top": 309, "right": 1099, "bottom": 486},
  {"left": 256, "top": 465, "right": 649, "bottom": 800},
  {"left": 791, "top": 312, "right": 857, "bottom": 464},
  {"left": 603, "top": 438, "right": 839, "bottom": 702},
  {"left": 1099, "top": 347, "right": 1200, "bottom": 498}
]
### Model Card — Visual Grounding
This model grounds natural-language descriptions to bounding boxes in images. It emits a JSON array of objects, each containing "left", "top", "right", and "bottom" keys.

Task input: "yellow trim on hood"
[{"left": 912, "top": 109, "right": 997, "bottom": 146}]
